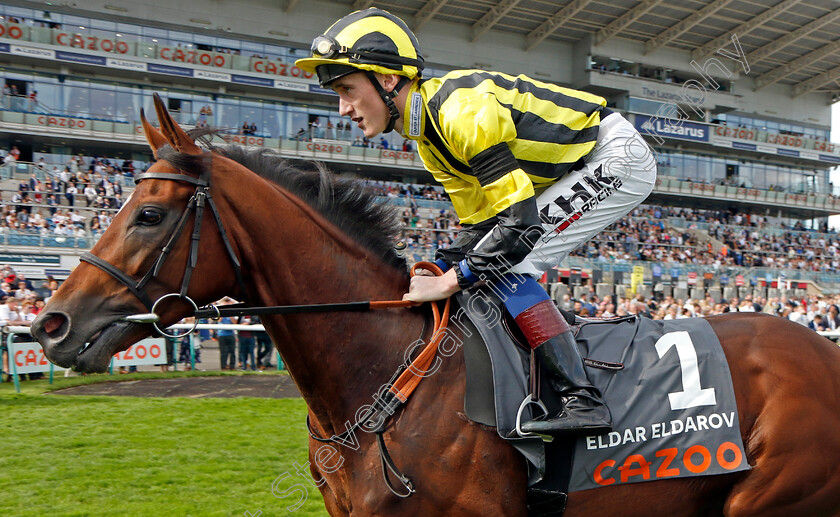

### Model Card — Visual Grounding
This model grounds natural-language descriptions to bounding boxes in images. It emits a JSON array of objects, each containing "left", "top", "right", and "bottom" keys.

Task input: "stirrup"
[{"left": 513, "top": 394, "right": 554, "bottom": 442}]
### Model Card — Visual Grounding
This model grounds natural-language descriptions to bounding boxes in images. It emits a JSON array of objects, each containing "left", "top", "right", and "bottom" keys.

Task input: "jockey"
[{"left": 297, "top": 8, "right": 657, "bottom": 437}]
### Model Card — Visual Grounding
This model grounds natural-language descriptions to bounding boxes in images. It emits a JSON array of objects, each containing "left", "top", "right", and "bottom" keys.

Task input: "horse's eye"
[{"left": 137, "top": 208, "right": 163, "bottom": 225}]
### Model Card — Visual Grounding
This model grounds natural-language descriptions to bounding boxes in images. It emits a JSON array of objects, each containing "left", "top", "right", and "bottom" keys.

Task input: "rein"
[
  {"left": 82, "top": 157, "right": 449, "bottom": 497},
  {"left": 303, "top": 262, "right": 450, "bottom": 498},
  {"left": 191, "top": 299, "right": 416, "bottom": 319}
]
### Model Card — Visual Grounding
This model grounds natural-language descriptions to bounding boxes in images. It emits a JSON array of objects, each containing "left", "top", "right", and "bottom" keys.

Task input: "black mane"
[{"left": 155, "top": 132, "right": 408, "bottom": 272}]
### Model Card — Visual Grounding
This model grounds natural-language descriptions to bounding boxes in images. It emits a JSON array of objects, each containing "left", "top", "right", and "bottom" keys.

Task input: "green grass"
[{"left": 0, "top": 373, "right": 328, "bottom": 516}]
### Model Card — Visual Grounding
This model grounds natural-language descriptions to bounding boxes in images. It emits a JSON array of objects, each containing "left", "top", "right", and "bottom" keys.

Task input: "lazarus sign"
[{"left": 635, "top": 115, "right": 708, "bottom": 142}]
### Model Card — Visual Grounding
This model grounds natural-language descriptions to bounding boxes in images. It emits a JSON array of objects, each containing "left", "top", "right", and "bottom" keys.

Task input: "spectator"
[
  {"left": 65, "top": 184, "right": 77, "bottom": 206},
  {"left": 8, "top": 145, "right": 20, "bottom": 162},
  {"left": 811, "top": 314, "right": 828, "bottom": 331},
  {"left": 787, "top": 303, "right": 809, "bottom": 327},
  {"left": 252, "top": 315, "right": 275, "bottom": 370},
  {"left": 0, "top": 296, "right": 29, "bottom": 379},
  {"left": 14, "top": 280, "right": 32, "bottom": 300},
  {"left": 309, "top": 117, "right": 320, "bottom": 139},
  {"left": 826, "top": 305, "right": 840, "bottom": 330},
  {"left": 84, "top": 184, "right": 97, "bottom": 206},
  {"left": 177, "top": 317, "right": 200, "bottom": 369},
  {"left": 19, "top": 301, "right": 36, "bottom": 323},
  {"left": 237, "top": 315, "right": 256, "bottom": 371},
  {"left": 216, "top": 298, "right": 237, "bottom": 370},
  {"left": 0, "top": 296, "right": 25, "bottom": 326}
]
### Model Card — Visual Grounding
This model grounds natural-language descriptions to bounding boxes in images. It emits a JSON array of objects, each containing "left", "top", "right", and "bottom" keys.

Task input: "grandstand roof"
[{"left": 316, "top": 0, "right": 840, "bottom": 96}]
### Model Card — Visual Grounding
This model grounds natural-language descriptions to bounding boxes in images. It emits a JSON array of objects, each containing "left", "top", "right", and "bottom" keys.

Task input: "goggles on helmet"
[
  {"left": 309, "top": 34, "right": 423, "bottom": 69},
  {"left": 311, "top": 35, "right": 347, "bottom": 60}
]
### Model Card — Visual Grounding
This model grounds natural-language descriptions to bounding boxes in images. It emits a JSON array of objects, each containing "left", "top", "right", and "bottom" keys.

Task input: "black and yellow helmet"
[
  {"left": 296, "top": 8, "right": 424, "bottom": 133},
  {"left": 296, "top": 8, "right": 424, "bottom": 87}
]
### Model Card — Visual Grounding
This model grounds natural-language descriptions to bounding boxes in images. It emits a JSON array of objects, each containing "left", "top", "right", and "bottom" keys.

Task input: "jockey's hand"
[{"left": 403, "top": 268, "right": 461, "bottom": 303}]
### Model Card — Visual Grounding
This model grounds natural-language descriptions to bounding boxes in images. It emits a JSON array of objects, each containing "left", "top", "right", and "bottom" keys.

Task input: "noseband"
[{"left": 80, "top": 152, "right": 247, "bottom": 331}]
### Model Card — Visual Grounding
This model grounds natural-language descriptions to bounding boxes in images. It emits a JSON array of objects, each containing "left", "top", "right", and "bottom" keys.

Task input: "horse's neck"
[{"left": 233, "top": 182, "right": 423, "bottom": 434}]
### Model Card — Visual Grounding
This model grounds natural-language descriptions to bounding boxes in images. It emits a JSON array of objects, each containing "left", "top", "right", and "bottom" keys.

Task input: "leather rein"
[{"left": 80, "top": 154, "right": 450, "bottom": 498}]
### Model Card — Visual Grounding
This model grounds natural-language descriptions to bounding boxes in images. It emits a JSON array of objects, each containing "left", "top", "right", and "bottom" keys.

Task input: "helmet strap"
[{"left": 365, "top": 71, "right": 410, "bottom": 134}]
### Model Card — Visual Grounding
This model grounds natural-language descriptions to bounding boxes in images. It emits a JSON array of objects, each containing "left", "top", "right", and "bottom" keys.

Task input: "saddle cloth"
[{"left": 454, "top": 288, "right": 750, "bottom": 495}]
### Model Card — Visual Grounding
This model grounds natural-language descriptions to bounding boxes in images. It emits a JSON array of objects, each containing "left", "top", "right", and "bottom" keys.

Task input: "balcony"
[{"left": 650, "top": 176, "right": 840, "bottom": 219}]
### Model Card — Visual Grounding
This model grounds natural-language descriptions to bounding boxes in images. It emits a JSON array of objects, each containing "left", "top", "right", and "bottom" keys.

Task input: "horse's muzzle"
[{"left": 31, "top": 310, "right": 76, "bottom": 368}]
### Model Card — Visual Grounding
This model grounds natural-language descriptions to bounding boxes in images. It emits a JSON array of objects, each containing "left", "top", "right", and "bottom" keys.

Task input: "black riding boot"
[{"left": 520, "top": 329, "right": 612, "bottom": 436}]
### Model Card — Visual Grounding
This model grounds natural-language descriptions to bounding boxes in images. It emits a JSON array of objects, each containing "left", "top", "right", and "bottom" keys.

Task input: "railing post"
[
  {"left": 7, "top": 332, "right": 20, "bottom": 393},
  {"left": 171, "top": 337, "right": 178, "bottom": 372}
]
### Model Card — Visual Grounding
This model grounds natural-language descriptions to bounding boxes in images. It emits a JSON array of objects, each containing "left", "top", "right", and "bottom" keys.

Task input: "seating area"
[{"left": 0, "top": 157, "right": 837, "bottom": 289}]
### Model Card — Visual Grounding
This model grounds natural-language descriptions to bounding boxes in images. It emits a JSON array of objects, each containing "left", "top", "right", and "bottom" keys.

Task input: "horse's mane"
[{"left": 156, "top": 130, "right": 408, "bottom": 273}]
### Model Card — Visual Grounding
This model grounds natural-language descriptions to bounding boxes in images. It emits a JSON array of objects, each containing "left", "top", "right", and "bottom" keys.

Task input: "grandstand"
[{"left": 0, "top": 0, "right": 838, "bottom": 301}]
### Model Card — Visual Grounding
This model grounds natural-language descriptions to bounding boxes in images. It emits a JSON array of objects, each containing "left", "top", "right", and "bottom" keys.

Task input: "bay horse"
[{"left": 31, "top": 95, "right": 840, "bottom": 516}]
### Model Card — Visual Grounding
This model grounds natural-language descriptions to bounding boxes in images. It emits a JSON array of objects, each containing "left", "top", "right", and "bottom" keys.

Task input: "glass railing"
[
  {"left": 377, "top": 196, "right": 452, "bottom": 210},
  {"left": 0, "top": 229, "right": 94, "bottom": 249},
  {"left": 0, "top": 161, "right": 136, "bottom": 187},
  {"left": 655, "top": 178, "right": 840, "bottom": 210}
]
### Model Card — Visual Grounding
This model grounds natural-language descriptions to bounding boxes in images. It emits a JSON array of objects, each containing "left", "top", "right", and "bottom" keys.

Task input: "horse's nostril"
[{"left": 43, "top": 313, "right": 68, "bottom": 339}]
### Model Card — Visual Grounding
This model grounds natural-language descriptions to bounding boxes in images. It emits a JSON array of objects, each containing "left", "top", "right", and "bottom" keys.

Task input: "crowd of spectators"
[
  {"left": 365, "top": 180, "right": 459, "bottom": 257},
  {"left": 240, "top": 121, "right": 258, "bottom": 135},
  {"left": 0, "top": 153, "right": 139, "bottom": 236},
  {"left": 368, "top": 180, "right": 448, "bottom": 201},
  {"left": 567, "top": 205, "right": 840, "bottom": 273},
  {"left": 363, "top": 181, "right": 840, "bottom": 275},
  {"left": 0, "top": 265, "right": 56, "bottom": 323},
  {"left": 0, "top": 83, "right": 44, "bottom": 113},
  {"left": 290, "top": 119, "right": 415, "bottom": 152},
  {"left": 559, "top": 289, "right": 840, "bottom": 333}
]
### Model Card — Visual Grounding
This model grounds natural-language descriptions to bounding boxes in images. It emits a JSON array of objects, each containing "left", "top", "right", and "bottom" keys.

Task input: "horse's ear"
[
  {"left": 151, "top": 92, "right": 202, "bottom": 155},
  {"left": 140, "top": 108, "right": 168, "bottom": 158}
]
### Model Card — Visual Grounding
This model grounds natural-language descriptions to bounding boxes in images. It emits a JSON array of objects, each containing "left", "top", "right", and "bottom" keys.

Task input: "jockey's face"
[{"left": 332, "top": 72, "right": 392, "bottom": 138}]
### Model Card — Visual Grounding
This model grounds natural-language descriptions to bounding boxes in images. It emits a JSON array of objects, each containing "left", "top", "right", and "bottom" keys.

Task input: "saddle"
[{"left": 453, "top": 287, "right": 748, "bottom": 517}]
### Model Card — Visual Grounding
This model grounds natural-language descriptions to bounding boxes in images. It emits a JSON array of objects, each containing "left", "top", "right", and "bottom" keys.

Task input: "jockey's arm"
[
  {"left": 438, "top": 141, "right": 543, "bottom": 282},
  {"left": 404, "top": 94, "right": 542, "bottom": 301},
  {"left": 405, "top": 146, "right": 542, "bottom": 302}
]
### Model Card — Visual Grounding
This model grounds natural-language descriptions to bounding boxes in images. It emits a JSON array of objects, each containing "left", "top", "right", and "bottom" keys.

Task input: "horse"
[{"left": 31, "top": 94, "right": 840, "bottom": 516}]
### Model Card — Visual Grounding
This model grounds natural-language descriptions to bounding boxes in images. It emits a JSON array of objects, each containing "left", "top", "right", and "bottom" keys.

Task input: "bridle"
[
  {"left": 80, "top": 151, "right": 248, "bottom": 335},
  {"left": 78, "top": 150, "right": 448, "bottom": 497}
]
